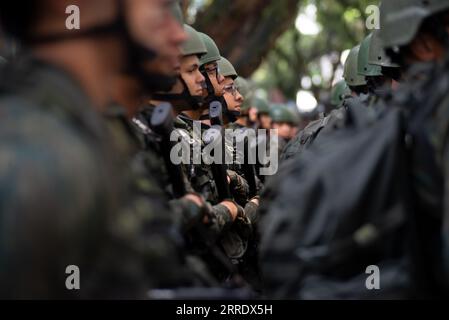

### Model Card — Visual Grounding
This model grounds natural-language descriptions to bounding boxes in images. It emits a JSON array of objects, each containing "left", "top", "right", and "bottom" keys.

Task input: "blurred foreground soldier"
[
  {"left": 0, "top": 0, "right": 197, "bottom": 299},
  {"left": 260, "top": 0, "right": 449, "bottom": 299},
  {"left": 378, "top": 0, "right": 449, "bottom": 295}
]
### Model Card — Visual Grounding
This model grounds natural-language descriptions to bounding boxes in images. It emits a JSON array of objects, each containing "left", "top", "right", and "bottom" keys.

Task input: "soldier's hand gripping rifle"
[
  {"left": 150, "top": 103, "right": 187, "bottom": 198},
  {"left": 204, "top": 101, "right": 232, "bottom": 201}
]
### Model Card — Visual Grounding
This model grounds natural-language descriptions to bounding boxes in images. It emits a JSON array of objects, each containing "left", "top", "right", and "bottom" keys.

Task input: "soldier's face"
[
  {"left": 203, "top": 62, "right": 225, "bottom": 96},
  {"left": 222, "top": 77, "right": 243, "bottom": 114},
  {"left": 272, "top": 122, "right": 295, "bottom": 140},
  {"left": 125, "top": 0, "right": 187, "bottom": 74},
  {"left": 248, "top": 107, "right": 258, "bottom": 123},
  {"left": 259, "top": 114, "right": 272, "bottom": 130},
  {"left": 180, "top": 55, "right": 205, "bottom": 96},
  {"left": 38, "top": 0, "right": 118, "bottom": 37}
]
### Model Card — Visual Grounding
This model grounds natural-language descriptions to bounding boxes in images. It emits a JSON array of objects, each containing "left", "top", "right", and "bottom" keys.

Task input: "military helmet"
[
  {"left": 344, "top": 45, "right": 368, "bottom": 87},
  {"left": 198, "top": 33, "right": 221, "bottom": 66},
  {"left": 358, "top": 34, "right": 383, "bottom": 77},
  {"left": 368, "top": 30, "right": 400, "bottom": 68},
  {"left": 379, "top": 0, "right": 449, "bottom": 49},
  {"left": 235, "top": 77, "right": 253, "bottom": 112},
  {"left": 270, "top": 104, "right": 297, "bottom": 124},
  {"left": 330, "top": 80, "right": 351, "bottom": 107},
  {"left": 170, "top": 1, "right": 184, "bottom": 25},
  {"left": 181, "top": 25, "right": 207, "bottom": 57},
  {"left": 217, "top": 57, "right": 238, "bottom": 79},
  {"left": 253, "top": 97, "right": 270, "bottom": 115}
]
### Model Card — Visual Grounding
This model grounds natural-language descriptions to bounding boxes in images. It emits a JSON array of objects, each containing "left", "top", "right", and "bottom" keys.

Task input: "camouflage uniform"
[{"left": 0, "top": 56, "right": 196, "bottom": 299}]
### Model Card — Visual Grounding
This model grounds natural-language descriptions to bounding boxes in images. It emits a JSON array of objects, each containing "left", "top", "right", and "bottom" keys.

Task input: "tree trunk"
[{"left": 193, "top": 0, "right": 301, "bottom": 77}]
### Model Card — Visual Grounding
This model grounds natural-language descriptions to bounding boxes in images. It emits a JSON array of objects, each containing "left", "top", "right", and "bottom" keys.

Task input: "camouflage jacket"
[{"left": 0, "top": 56, "right": 195, "bottom": 299}]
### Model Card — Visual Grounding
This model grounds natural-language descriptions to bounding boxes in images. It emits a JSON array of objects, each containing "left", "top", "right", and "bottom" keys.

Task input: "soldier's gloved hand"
[
  {"left": 244, "top": 196, "right": 260, "bottom": 224},
  {"left": 181, "top": 193, "right": 211, "bottom": 227},
  {"left": 227, "top": 170, "right": 249, "bottom": 207},
  {"left": 220, "top": 199, "right": 244, "bottom": 222},
  {"left": 183, "top": 193, "right": 204, "bottom": 207}
]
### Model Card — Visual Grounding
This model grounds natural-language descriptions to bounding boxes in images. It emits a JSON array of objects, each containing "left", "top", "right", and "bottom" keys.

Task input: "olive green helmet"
[
  {"left": 358, "top": 34, "right": 383, "bottom": 77},
  {"left": 379, "top": 0, "right": 449, "bottom": 49},
  {"left": 270, "top": 104, "right": 297, "bottom": 124},
  {"left": 217, "top": 57, "right": 237, "bottom": 79},
  {"left": 181, "top": 25, "right": 207, "bottom": 57},
  {"left": 344, "top": 45, "right": 367, "bottom": 87},
  {"left": 253, "top": 97, "right": 270, "bottom": 115},
  {"left": 235, "top": 77, "right": 254, "bottom": 112},
  {"left": 170, "top": 1, "right": 184, "bottom": 25},
  {"left": 368, "top": 30, "right": 400, "bottom": 68},
  {"left": 330, "top": 80, "right": 351, "bottom": 107},
  {"left": 198, "top": 33, "right": 221, "bottom": 66}
]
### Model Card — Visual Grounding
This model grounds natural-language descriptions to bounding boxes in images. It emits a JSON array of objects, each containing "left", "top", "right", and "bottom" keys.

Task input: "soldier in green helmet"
[
  {"left": 199, "top": 33, "right": 225, "bottom": 100},
  {"left": 330, "top": 80, "right": 351, "bottom": 109},
  {"left": 218, "top": 57, "right": 244, "bottom": 123},
  {"left": 344, "top": 45, "right": 368, "bottom": 96},
  {"left": 253, "top": 97, "right": 272, "bottom": 130},
  {"left": 368, "top": 30, "right": 402, "bottom": 85},
  {"left": 269, "top": 104, "right": 297, "bottom": 159},
  {"left": 358, "top": 32, "right": 401, "bottom": 99},
  {"left": 233, "top": 77, "right": 256, "bottom": 129},
  {"left": 270, "top": 104, "right": 298, "bottom": 141},
  {"left": 379, "top": 0, "right": 449, "bottom": 65},
  {"left": 377, "top": 0, "right": 449, "bottom": 296}
]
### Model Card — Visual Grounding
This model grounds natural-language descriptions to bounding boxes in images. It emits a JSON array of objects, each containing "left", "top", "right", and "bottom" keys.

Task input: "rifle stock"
[{"left": 150, "top": 103, "right": 187, "bottom": 198}]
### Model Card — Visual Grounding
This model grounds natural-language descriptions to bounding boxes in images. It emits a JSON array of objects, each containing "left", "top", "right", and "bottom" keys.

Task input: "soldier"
[
  {"left": 218, "top": 57, "right": 244, "bottom": 125},
  {"left": 198, "top": 33, "right": 226, "bottom": 111},
  {"left": 253, "top": 97, "right": 272, "bottom": 131},
  {"left": 378, "top": 0, "right": 449, "bottom": 295},
  {"left": 330, "top": 80, "right": 351, "bottom": 109},
  {"left": 344, "top": 45, "right": 369, "bottom": 97},
  {"left": 233, "top": 77, "right": 255, "bottom": 129},
  {"left": 0, "top": 0, "right": 203, "bottom": 299},
  {"left": 358, "top": 32, "right": 401, "bottom": 103},
  {"left": 269, "top": 104, "right": 298, "bottom": 155},
  {"left": 280, "top": 79, "right": 350, "bottom": 162},
  {"left": 367, "top": 30, "right": 402, "bottom": 88}
]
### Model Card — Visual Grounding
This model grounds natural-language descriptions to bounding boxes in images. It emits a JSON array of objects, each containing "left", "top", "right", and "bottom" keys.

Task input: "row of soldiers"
[
  {"left": 1, "top": 0, "right": 448, "bottom": 300},
  {"left": 261, "top": 0, "right": 449, "bottom": 299},
  {"left": 0, "top": 0, "right": 304, "bottom": 299}
]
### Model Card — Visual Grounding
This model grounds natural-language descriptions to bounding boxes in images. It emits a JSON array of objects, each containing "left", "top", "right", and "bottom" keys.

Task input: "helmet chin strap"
[
  {"left": 29, "top": 0, "right": 174, "bottom": 93},
  {"left": 200, "top": 69, "right": 238, "bottom": 123},
  {"left": 151, "top": 76, "right": 204, "bottom": 112}
]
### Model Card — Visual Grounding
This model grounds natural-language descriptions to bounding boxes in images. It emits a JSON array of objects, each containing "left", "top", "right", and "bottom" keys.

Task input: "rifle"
[
  {"left": 242, "top": 138, "right": 258, "bottom": 198},
  {"left": 204, "top": 101, "right": 232, "bottom": 201},
  {"left": 150, "top": 103, "right": 187, "bottom": 198}
]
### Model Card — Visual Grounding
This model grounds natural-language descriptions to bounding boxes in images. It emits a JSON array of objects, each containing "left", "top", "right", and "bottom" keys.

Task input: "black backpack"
[{"left": 260, "top": 67, "right": 449, "bottom": 299}]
